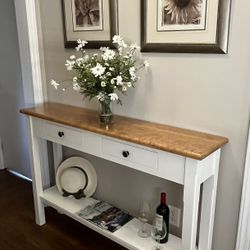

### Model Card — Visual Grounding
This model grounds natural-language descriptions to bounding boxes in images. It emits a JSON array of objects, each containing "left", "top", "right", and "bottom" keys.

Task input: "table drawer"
[
  {"left": 102, "top": 138, "right": 158, "bottom": 170},
  {"left": 45, "top": 122, "right": 84, "bottom": 148}
]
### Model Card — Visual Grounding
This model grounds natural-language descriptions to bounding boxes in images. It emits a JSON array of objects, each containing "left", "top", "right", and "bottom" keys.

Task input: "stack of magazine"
[{"left": 77, "top": 201, "right": 133, "bottom": 233}]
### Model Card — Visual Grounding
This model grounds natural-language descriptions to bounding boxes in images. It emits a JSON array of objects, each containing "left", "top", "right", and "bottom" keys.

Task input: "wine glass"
[
  {"left": 151, "top": 215, "right": 167, "bottom": 250},
  {"left": 137, "top": 201, "right": 151, "bottom": 238}
]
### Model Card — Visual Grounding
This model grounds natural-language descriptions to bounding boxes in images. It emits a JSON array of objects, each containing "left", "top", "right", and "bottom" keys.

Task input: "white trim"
[
  {"left": 236, "top": 125, "right": 250, "bottom": 250},
  {"left": 14, "top": 0, "right": 33, "bottom": 105},
  {"left": 24, "top": 0, "right": 46, "bottom": 103},
  {"left": 14, "top": 0, "right": 49, "bottom": 187},
  {"left": 8, "top": 169, "right": 32, "bottom": 182},
  {"left": 0, "top": 137, "right": 4, "bottom": 170}
]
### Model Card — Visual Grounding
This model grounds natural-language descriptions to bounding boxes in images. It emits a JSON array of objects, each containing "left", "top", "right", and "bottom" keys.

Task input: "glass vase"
[{"left": 99, "top": 100, "right": 113, "bottom": 125}]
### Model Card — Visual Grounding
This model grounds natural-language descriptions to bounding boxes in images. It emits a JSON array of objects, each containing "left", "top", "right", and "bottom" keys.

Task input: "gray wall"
[
  {"left": 39, "top": 0, "right": 250, "bottom": 249},
  {"left": 0, "top": 0, "right": 30, "bottom": 177}
]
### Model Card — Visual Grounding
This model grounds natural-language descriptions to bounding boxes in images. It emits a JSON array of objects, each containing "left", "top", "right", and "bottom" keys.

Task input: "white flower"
[
  {"left": 77, "top": 39, "right": 88, "bottom": 46},
  {"left": 122, "top": 86, "right": 127, "bottom": 92},
  {"left": 129, "top": 67, "right": 136, "bottom": 77},
  {"left": 112, "top": 35, "right": 127, "bottom": 48},
  {"left": 97, "top": 92, "right": 105, "bottom": 101},
  {"left": 118, "top": 47, "right": 123, "bottom": 55},
  {"left": 73, "top": 82, "right": 81, "bottom": 92},
  {"left": 130, "top": 44, "right": 140, "bottom": 51},
  {"left": 109, "top": 93, "right": 119, "bottom": 101},
  {"left": 101, "top": 81, "right": 106, "bottom": 87},
  {"left": 127, "top": 82, "right": 132, "bottom": 88},
  {"left": 109, "top": 67, "right": 114, "bottom": 71},
  {"left": 65, "top": 60, "right": 75, "bottom": 71},
  {"left": 76, "top": 58, "right": 84, "bottom": 66},
  {"left": 112, "top": 35, "right": 123, "bottom": 44},
  {"left": 84, "top": 55, "right": 89, "bottom": 61},
  {"left": 50, "top": 79, "right": 59, "bottom": 89},
  {"left": 144, "top": 60, "right": 149, "bottom": 67},
  {"left": 116, "top": 75, "right": 123, "bottom": 85},
  {"left": 100, "top": 47, "right": 108, "bottom": 52},
  {"left": 131, "top": 75, "right": 137, "bottom": 81},
  {"left": 102, "top": 49, "right": 115, "bottom": 61},
  {"left": 73, "top": 77, "right": 78, "bottom": 82},
  {"left": 76, "top": 39, "right": 88, "bottom": 51},
  {"left": 91, "top": 63, "right": 106, "bottom": 77},
  {"left": 70, "top": 55, "right": 76, "bottom": 60},
  {"left": 111, "top": 78, "right": 115, "bottom": 84}
]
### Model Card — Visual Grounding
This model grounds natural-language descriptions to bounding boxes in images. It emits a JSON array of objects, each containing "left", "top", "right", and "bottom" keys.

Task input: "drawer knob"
[
  {"left": 58, "top": 131, "right": 64, "bottom": 138},
  {"left": 122, "top": 151, "right": 130, "bottom": 158}
]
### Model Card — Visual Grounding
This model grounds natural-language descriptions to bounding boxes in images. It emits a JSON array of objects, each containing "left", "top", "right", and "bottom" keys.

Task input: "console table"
[{"left": 21, "top": 103, "right": 228, "bottom": 250}]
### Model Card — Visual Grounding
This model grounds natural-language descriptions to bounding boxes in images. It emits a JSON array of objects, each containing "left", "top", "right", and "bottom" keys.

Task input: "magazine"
[{"left": 77, "top": 201, "right": 133, "bottom": 232}]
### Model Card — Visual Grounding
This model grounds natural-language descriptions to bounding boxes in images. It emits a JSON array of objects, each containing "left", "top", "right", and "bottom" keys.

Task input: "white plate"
[
  {"left": 56, "top": 157, "right": 97, "bottom": 198},
  {"left": 60, "top": 167, "right": 87, "bottom": 194}
]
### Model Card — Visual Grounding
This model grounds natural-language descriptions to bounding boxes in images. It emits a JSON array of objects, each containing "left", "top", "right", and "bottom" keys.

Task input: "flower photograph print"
[
  {"left": 157, "top": 0, "right": 207, "bottom": 31},
  {"left": 72, "top": 0, "right": 103, "bottom": 31},
  {"left": 141, "top": 0, "right": 231, "bottom": 53},
  {"left": 62, "top": 0, "right": 118, "bottom": 49}
]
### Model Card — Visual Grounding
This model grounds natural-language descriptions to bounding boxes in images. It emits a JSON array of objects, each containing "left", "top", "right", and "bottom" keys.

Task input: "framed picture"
[
  {"left": 141, "top": 0, "right": 231, "bottom": 53},
  {"left": 62, "top": 0, "right": 118, "bottom": 49}
]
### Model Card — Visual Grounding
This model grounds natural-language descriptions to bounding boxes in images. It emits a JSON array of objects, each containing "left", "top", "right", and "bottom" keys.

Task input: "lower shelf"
[{"left": 40, "top": 186, "right": 182, "bottom": 250}]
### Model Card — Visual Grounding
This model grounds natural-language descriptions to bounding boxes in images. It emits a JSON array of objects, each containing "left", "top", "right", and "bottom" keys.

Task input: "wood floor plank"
[{"left": 0, "top": 170, "right": 126, "bottom": 250}]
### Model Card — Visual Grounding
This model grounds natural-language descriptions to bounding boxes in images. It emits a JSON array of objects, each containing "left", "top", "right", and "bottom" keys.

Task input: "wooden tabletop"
[{"left": 20, "top": 103, "right": 228, "bottom": 160}]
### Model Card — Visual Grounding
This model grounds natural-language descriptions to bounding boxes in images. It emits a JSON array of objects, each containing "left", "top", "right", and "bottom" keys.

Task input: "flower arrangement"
[{"left": 51, "top": 35, "right": 148, "bottom": 124}]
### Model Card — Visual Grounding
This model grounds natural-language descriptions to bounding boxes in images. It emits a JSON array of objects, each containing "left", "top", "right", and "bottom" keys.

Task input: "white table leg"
[
  {"left": 182, "top": 158, "right": 200, "bottom": 250},
  {"left": 52, "top": 143, "right": 63, "bottom": 176},
  {"left": 198, "top": 151, "right": 220, "bottom": 250},
  {"left": 39, "top": 140, "right": 50, "bottom": 189},
  {"left": 27, "top": 117, "right": 46, "bottom": 226}
]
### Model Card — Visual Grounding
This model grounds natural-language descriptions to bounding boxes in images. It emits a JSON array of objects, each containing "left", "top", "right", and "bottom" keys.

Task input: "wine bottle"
[{"left": 156, "top": 192, "right": 169, "bottom": 243}]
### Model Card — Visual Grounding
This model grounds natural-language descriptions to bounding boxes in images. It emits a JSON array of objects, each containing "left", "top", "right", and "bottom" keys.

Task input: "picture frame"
[
  {"left": 141, "top": 0, "right": 231, "bottom": 53},
  {"left": 62, "top": 0, "right": 119, "bottom": 49}
]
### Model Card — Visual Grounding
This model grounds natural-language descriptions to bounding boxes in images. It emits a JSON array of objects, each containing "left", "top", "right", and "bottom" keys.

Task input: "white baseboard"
[
  {"left": 7, "top": 169, "right": 32, "bottom": 182},
  {"left": 0, "top": 137, "right": 4, "bottom": 169}
]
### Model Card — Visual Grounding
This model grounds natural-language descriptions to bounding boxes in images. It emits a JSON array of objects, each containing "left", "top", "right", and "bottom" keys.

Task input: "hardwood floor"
[{"left": 0, "top": 170, "right": 126, "bottom": 250}]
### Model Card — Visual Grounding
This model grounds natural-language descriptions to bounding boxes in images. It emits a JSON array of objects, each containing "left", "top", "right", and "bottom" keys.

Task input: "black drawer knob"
[
  {"left": 58, "top": 131, "right": 64, "bottom": 138},
  {"left": 122, "top": 151, "right": 129, "bottom": 158}
]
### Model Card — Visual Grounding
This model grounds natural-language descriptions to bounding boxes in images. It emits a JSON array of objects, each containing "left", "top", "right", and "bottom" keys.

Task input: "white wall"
[
  {"left": 0, "top": 0, "right": 31, "bottom": 177},
  {"left": 39, "top": 0, "right": 250, "bottom": 249}
]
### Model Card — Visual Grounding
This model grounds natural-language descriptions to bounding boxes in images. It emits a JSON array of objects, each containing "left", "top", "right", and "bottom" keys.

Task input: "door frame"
[
  {"left": 14, "top": 0, "right": 49, "bottom": 186},
  {"left": 14, "top": 0, "right": 47, "bottom": 105},
  {"left": 236, "top": 124, "right": 250, "bottom": 250}
]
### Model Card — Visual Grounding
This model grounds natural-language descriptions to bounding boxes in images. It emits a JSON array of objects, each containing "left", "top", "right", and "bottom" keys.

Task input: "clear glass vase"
[{"left": 99, "top": 99, "right": 113, "bottom": 125}]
